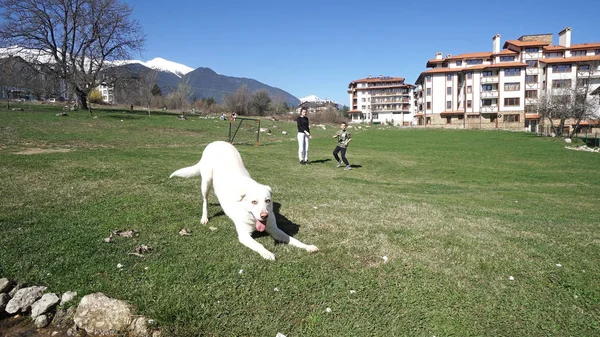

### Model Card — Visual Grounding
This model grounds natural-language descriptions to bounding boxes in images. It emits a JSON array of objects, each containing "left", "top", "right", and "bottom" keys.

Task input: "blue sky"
[{"left": 125, "top": 0, "right": 600, "bottom": 105}]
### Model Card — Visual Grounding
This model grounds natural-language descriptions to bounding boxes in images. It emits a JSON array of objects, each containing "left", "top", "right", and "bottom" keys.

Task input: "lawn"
[{"left": 1, "top": 105, "right": 599, "bottom": 336}]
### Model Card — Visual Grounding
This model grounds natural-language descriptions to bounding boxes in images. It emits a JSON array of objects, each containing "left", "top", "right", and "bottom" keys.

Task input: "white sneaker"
[
  {"left": 344, "top": 165, "right": 352, "bottom": 170},
  {"left": 336, "top": 161, "right": 342, "bottom": 167}
]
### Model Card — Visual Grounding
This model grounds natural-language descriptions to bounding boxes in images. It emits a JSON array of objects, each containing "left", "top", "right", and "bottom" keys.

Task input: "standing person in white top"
[{"left": 296, "top": 107, "right": 311, "bottom": 164}]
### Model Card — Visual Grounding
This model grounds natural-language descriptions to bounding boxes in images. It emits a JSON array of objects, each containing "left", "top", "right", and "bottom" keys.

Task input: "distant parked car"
[{"left": 47, "top": 98, "right": 56, "bottom": 103}]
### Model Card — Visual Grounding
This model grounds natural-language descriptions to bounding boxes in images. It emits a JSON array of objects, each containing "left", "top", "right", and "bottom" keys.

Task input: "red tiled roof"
[
  {"left": 422, "top": 67, "right": 463, "bottom": 74},
  {"left": 348, "top": 110, "right": 362, "bottom": 114},
  {"left": 544, "top": 45, "right": 566, "bottom": 51},
  {"left": 349, "top": 76, "right": 405, "bottom": 84},
  {"left": 570, "top": 42, "right": 600, "bottom": 50},
  {"left": 573, "top": 120, "right": 600, "bottom": 126},
  {"left": 494, "top": 49, "right": 518, "bottom": 55},
  {"left": 525, "top": 114, "right": 540, "bottom": 119},
  {"left": 446, "top": 52, "right": 493, "bottom": 60},
  {"left": 414, "top": 113, "right": 424, "bottom": 117},
  {"left": 540, "top": 55, "right": 600, "bottom": 64},
  {"left": 503, "top": 39, "right": 551, "bottom": 48}
]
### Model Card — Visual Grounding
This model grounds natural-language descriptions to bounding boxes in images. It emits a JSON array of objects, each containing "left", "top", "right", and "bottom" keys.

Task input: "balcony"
[
  {"left": 526, "top": 68, "right": 540, "bottom": 74},
  {"left": 480, "top": 90, "right": 498, "bottom": 98},
  {"left": 481, "top": 76, "right": 499, "bottom": 83},
  {"left": 481, "top": 105, "right": 498, "bottom": 113}
]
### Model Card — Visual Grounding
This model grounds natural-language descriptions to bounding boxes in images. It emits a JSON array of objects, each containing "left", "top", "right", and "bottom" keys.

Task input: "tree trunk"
[{"left": 75, "top": 88, "right": 92, "bottom": 115}]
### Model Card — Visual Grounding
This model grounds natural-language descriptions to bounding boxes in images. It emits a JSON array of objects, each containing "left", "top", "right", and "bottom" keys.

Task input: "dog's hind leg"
[
  {"left": 199, "top": 166, "right": 213, "bottom": 225},
  {"left": 266, "top": 218, "right": 319, "bottom": 253}
]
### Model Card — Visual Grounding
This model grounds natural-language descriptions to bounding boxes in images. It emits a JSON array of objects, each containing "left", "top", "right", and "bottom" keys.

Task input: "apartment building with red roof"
[
  {"left": 414, "top": 27, "right": 600, "bottom": 133},
  {"left": 347, "top": 75, "right": 415, "bottom": 126}
]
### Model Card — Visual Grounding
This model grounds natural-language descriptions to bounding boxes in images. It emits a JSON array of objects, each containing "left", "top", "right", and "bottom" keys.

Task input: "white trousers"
[{"left": 297, "top": 132, "right": 309, "bottom": 161}]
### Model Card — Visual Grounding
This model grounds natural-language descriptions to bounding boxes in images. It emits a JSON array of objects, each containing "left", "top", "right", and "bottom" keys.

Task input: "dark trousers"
[{"left": 333, "top": 146, "right": 349, "bottom": 165}]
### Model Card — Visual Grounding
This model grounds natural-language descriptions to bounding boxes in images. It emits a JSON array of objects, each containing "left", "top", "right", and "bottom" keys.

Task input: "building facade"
[
  {"left": 414, "top": 27, "right": 600, "bottom": 133},
  {"left": 347, "top": 76, "right": 415, "bottom": 126}
]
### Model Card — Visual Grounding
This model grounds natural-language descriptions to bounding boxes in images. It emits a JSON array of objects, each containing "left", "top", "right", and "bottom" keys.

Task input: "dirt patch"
[
  {"left": 0, "top": 315, "right": 69, "bottom": 337},
  {"left": 13, "top": 148, "right": 72, "bottom": 155}
]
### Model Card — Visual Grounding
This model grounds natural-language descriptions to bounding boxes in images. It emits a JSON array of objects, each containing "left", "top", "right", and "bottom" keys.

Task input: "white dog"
[{"left": 169, "top": 141, "right": 318, "bottom": 260}]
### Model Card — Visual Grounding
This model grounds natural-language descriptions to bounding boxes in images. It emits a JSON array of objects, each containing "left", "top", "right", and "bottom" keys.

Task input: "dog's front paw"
[
  {"left": 260, "top": 250, "right": 276, "bottom": 261},
  {"left": 305, "top": 245, "right": 319, "bottom": 253},
  {"left": 200, "top": 217, "right": 209, "bottom": 225}
]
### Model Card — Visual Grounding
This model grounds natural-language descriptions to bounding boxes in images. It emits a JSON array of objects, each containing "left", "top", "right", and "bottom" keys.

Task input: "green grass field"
[{"left": 1, "top": 106, "right": 599, "bottom": 336}]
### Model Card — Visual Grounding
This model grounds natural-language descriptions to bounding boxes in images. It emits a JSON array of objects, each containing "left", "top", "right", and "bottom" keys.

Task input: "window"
[
  {"left": 545, "top": 52, "right": 564, "bottom": 58},
  {"left": 447, "top": 87, "right": 452, "bottom": 95},
  {"left": 525, "top": 47, "right": 539, "bottom": 53},
  {"left": 525, "top": 90, "right": 538, "bottom": 98},
  {"left": 503, "top": 114, "right": 520, "bottom": 122},
  {"left": 525, "top": 75, "right": 538, "bottom": 83},
  {"left": 362, "top": 98, "right": 365, "bottom": 102},
  {"left": 577, "top": 78, "right": 589, "bottom": 87},
  {"left": 482, "top": 84, "right": 493, "bottom": 91},
  {"left": 596, "top": 49, "right": 600, "bottom": 55},
  {"left": 447, "top": 74, "right": 452, "bottom": 81},
  {"left": 500, "top": 56, "right": 515, "bottom": 62},
  {"left": 482, "top": 71, "right": 493, "bottom": 77},
  {"left": 467, "top": 72, "right": 472, "bottom": 79},
  {"left": 446, "top": 101, "right": 451, "bottom": 109},
  {"left": 526, "top": 60, "right": 538, "bottom": 68},
  {"left": 467, "top": 100, "right": 472, "bottom": 108},
  {"left": 482, "top": 99, "right": 493, "bottom": 106},
  {"left": 504, "top": 98, "right": 520, "bottom": 106},
  {"left": 426, "top": 88, "right": 431, "bottom": 96},
  {"left": 467, "top": 86, "right": 472, "bottom": 93},
  {"left": 456, "top": 61, "right": 462, "bottom": 66},
  {"left": 579, "top": 64, "right": 590, "bottom": 71},
  {"left": 504, "top": 82, "right": 520, "bottom": 91},
  {"left": 571, "top": 50, "right": 586, "bottom": 56},
  {"left": 426, "top": 75, "right": 431, "bottom": 82},
  {"left": 426, "top": 102, "right": 431, "bottom": 109},
  {"left": 446, "top": 117, "right": 452, "bottom": 124},
  {"left": 504, "top": 68, "right": 521, "bottom": 76},
  {"left": 466, "top": 59, "right": 483, "bottom": 65},
  {"left": 552, "top": 79, "right": 572, "bottom": 88},
  {"left": 361, "top": 105, "right": 366, "bottom": 110},
  {"left": 552, "top": 64, "right": 571, "bottom": 73}
]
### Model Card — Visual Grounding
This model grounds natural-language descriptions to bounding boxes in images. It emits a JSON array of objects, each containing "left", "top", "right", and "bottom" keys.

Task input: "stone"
[
  {"left": 0, "top": 278, "right": 12, "bottom": 293},
  {"left": 31, "top": 293, "right": 60, "bottom": 319},
  {"left": 52, "top": 306, "right": 78, "bottom": 328},
  {"left": 74, "top": 293, "right": 132, "bottom": 335},
  {"left": 60, "top": 291, "right": 77, "bottom": 306},
  {"left": 34, "top": 314, "right": 51, "bottom": 328},
  {"left": 5, "top": 286, "right": 47, "bottom": 314}
]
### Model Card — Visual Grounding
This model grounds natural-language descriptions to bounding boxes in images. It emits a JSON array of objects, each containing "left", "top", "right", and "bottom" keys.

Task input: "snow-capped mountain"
[
  {"left": 300, "top": 95, "right": 338, "bottom": 105},
  {"left": 115, "top": 57, "right": 194, "bottom": 78},
  {"left": 0, "top": 46, "right": 193, "bottom": 78}
]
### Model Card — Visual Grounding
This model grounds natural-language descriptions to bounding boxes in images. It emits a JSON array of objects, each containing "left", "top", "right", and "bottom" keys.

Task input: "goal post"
[{"left": 228, "top": 116, "right": 261, "bottom": 146}]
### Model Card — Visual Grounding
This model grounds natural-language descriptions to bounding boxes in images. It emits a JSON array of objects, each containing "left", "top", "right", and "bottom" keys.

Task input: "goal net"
[{"left": 228, "top": 116, "right": 261, "bottom": 146}]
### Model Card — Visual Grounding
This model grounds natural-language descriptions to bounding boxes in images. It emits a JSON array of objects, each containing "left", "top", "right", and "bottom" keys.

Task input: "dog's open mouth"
[{"left": 255, "top": 219, "right": 267, "bottom": 232}]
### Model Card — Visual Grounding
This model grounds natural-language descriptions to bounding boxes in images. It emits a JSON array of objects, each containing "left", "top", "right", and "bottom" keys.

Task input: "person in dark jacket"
[{"left": 296, "top": 107, "right": 311, "bottom": 164}]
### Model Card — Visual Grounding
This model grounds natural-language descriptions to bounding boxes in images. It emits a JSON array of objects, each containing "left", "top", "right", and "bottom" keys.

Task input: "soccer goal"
[{"left": 228, "top": 116, "right": 261, "bottom": 146}]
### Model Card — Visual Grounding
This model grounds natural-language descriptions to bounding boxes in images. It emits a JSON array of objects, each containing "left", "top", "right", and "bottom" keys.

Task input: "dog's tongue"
[{"left": 255, "top": 219, "right": 266, "bottom": 232}]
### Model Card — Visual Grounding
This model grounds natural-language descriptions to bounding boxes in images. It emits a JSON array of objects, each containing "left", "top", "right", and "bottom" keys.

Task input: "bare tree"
[
  {"left": 0, "top": 0, "right": 145, "bottom": 113},
  {"left": 537, "top": 60, "right": 600, "bottom": 137},
  {"left": 170, "top": 78, "right": 193, "bottom": 113},
  {"left": 248, "top": 90, "right": 271, "bottom": 116},
  {"left": 222, "top": 85, "right": 249, "bottom": 115}
]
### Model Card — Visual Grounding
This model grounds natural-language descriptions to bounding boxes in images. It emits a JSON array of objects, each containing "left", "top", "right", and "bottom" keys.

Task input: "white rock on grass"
[
  {"left": 74, "top": 293, "right": 133, "bottom": 336},
  {"left": 60, "top": 291, "right": 78, "bottom": 305},
  {"left": 31, "top": 293, "right": 60, "bottom": 319},
  {"left": 5, "top": 286, "right": 47, "bottom": 314}
]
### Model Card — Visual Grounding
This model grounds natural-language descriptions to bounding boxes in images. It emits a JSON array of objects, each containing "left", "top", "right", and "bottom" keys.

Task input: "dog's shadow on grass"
[
  {"left": 210, "top": 202, "right": 301, "bottom": 241},
  {"left": 309, "top": 158, "right": 331, "bottom": 164},
  {"left": 252, "top": 202, "right": 300, "bottom": 242}
]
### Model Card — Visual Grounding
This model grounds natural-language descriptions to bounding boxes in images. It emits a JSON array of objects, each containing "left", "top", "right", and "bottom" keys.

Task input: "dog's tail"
[{"left": 169, "top": 162, "right": 202, "bottom": 179}]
